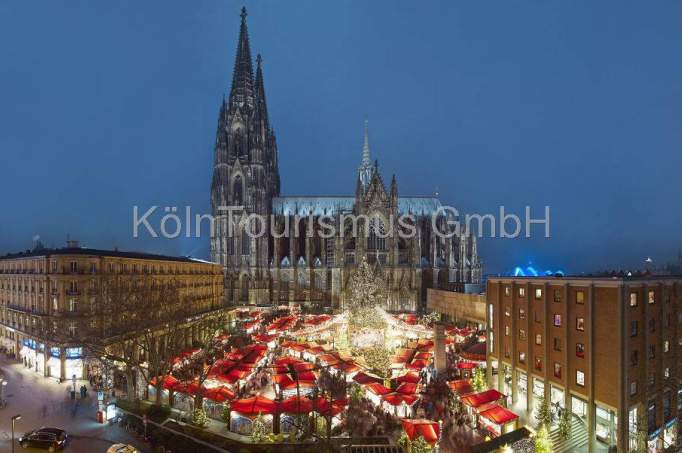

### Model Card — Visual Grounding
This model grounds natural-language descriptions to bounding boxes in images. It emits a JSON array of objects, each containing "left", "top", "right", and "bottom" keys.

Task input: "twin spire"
[{"left": 358, "top": 119, "right": 375, "bottom": 190}]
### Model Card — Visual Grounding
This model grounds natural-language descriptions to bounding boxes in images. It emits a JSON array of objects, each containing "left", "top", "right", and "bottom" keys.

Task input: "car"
[
  {"left": 106, "top": 444, "right": 140, "bottom": 453},
  {"left": 18, "top": 427, "right": 67, "bottom": 452}
]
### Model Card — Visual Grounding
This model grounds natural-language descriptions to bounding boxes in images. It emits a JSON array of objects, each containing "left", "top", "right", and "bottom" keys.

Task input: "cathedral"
[{"left": 210, "top": 8, "right": 481, "bottom": 311}]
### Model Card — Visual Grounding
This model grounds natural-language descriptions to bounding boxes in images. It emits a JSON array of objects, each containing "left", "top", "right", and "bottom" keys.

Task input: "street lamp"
[{"left": 11, "top": 414, "right": 21, "bottom": 453}]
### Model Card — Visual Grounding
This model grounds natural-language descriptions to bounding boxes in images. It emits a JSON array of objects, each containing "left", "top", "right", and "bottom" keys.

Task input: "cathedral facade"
[{"left": 210, "top": 9, "right": 481, "bottom": 311}]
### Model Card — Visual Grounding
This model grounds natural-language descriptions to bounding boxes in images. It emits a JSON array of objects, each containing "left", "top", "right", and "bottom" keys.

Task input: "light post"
[{"left": 11, "top": 414, "right": 21, "bottom": 453}]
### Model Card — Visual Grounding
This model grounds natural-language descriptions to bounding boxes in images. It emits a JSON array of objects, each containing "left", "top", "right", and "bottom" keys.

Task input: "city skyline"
[{"left": 2, "top": 1, "right": 682, "bottom": 274}]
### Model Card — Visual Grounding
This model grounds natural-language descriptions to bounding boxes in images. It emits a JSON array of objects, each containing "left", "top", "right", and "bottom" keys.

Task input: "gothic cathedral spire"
[
  {"left": 229, "top": 7, "right": 254, "bottom": 106},
  {"left": 358, "top": 120, "right": 374, "bottom": 190}
]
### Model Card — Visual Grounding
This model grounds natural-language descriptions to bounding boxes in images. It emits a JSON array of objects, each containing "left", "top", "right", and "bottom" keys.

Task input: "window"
[
  {"left": 630, "top": 293, "right": 638, "bottom": 307},
  {"left": 519, "top": 287, "right": 526, "bottom": 297},
  {"left": 631, "top": 321, "right": 638, "bottom": 337},
  {"left": 630, "top": 381, "right": 637, "bottom": 396},
  {"left": 553, "top": 338, "right": 562, "bottom": 351},
  {"left": 649, "top": 319, "right": 656, "bottom": 333},
  {"left": 648, "top": 402, "right": 656, "bottom": 433},
  {"left": 630, "top": 350, "right": 638, "bottom": 367},
  {"left": 546, "top": 364, "right": 558, "bottom": 380},
  {"left": 52, "top": 297, "right": 58, "bottom": 311},
  {"left": 535, "top": 357, "right": 543, "bottom": 371},
  {"left": 535, "top": 288, "right": 542, "bottom": 299},
  {"left": 664, "top": 367, "right": 670, "bottom": 379},
  {"left": 505, "top": 307, "right": 511, "bottom": 317},
  {"left": 535, "top": 334, "right": 542, "bottom": 345},
  {"left": 648, "top": 290, "right": 655, "bottom": 304},
  {"left": 576, "top": 370, "right": 585, "bottom": 387},
  {"left": 68, "top": 322, "right": 77, "bottom": 338},
  {"left": 553, "top": 289, "right": 561, "bottom": 302},
  {"left": 534, "top": 310, "right": 541, "bottom": 323},
  {"left": 576, "top": 290, "right": 584, "bottom": 304},
  {"left": 519, "top": 308, "right": 526, "bottom": 319},
  {"left": 505, "top": 325, "right": 510, "bottom": 336},
  {"left": 576, "top": 343, "right": 585, "bottom": 358},
  {"left": 519, "top": 352, "right": 526, "bottom": 364},
  {"left": 553, "top": 314, "right": 562, "bottom": 327},
  {"left": 576, "top": 317, "right": 585, "bottom": 331},
  {"left": 648, "top": 345, "right": 655, "bottom": 359},
  {"left": 69, "top": 298, "right": 77, "bottom": 312},
  {"left": 70, "top": 261, "right": 78, "bottom": 272},
  {"left": 504, "top": 286, "right": 511, "bottom": 296},
  {"left": 519, "top": 329, "right": 527, "bottom": 341},
  {"left": 664, "top": 340, "right": 670, "bottom": 353}
]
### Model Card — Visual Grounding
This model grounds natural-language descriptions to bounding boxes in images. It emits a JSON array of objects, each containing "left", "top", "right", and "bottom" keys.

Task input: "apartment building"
[
  {"left": 486, "top": 276, "right": 682, "bottom": 452},
  {"left": 0, "top": 242, "right": 225, "bottom": 382}
]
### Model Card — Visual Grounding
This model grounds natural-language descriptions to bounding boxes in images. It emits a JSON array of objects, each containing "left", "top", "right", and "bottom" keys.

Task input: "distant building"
[
  {"left": 487, "top": 276, "right": 682, "bottom": 452},
  {"left": 0, "top": 242, "right": 225, "bottom": 382},
  {"left": 210, "top": 8, "right": 481, "bottom": 311}
]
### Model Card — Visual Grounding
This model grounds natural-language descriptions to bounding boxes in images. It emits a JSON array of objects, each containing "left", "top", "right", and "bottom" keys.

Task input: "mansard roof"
[{"left": 272, "top": 196, "right": 442, "bottom": 217}]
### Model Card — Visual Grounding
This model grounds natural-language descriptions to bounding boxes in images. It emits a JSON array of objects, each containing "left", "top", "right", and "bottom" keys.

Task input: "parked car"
[
  {"left": 106, "top": 444, "right": 140, "bottom": 453},
  {"left": 18, "top": 427, "right": 68, "bottom": 451}
]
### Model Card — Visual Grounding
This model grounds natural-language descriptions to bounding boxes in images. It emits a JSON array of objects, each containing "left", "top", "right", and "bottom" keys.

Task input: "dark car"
[{"left": 18, "top": 427, "right": 68, "bottom": 452}]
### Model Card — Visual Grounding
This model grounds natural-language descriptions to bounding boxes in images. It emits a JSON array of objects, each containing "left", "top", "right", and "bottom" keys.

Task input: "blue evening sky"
[{"left": 1, "top": 1, "right": 681, "bottom": 275}]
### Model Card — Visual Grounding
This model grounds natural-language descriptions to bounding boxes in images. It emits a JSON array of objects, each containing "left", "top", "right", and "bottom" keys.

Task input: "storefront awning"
[{"left": 479, "top": 404, "right": 518, "bottom": 425}]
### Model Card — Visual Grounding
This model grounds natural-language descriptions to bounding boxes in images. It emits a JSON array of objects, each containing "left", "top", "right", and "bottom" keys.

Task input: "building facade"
[
  {"left": 210, "top": 8, "right": 481, "bottom": 311},
  {"left": 486, "top": 276, "right": 682, "bottom": 452},
  {"left": 0, "top": 242, "right": 225, "bottom": 382}
]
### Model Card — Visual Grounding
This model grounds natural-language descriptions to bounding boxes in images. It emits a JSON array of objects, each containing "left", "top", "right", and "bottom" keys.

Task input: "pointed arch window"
[
  {"left": 241, "top": 230, "right": 251, "bottom": 256},
  {"left": 233, "top": 175, "right": 244, "bottom": 206},
  {"left": 368, "top": 217, "right": 387, "bottom": 251}
]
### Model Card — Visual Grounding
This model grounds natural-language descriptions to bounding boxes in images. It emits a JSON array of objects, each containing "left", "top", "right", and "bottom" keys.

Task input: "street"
[{"left": 0, "top": 357, "right": 150, "bottom": 453}]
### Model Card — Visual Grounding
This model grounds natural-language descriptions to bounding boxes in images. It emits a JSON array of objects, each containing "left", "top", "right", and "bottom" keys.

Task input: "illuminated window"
[
  {"left": 519, "top": 308, "right": 526, "bottom": 319},
  {"left": 576, "top": 317, "right": 585, "bottom": 331},
  {"left": 535, "top": 334, "right": 542, "bottom": 345},
  {"left": 630, "top": 293, "right": 638, "bottom": 307},
  {"left": 664, "top": 340, "right": 670, "bottom": 353},
  {"left": 519, "top": 329, "right": 526, "bottom": 341},
  {"left": 648, "top": 290, "right": 655, "bottom": 304},
  {"left": 519, "top": 352, "right": 526, "bottom": 364},
  {"left": 535, "top": 357, "right": 543, "bottom": 371},
  {"left": 664, "top": 368, "right": 670, "bottom": 379},
  {"left": 554, "top": 363, "right": 562, "bottom": 378},
  {"left": 553, "top": 314, "right": 562, "bottom": 327},
  {"left": 576, "top": 290, "right": 584, "bottom": 304},
  {"left": 630, "top": 381, "right": 637, "bottom": 396},
  {"left": 576, "top": 370, "right": 585, "bottom": 387},
  {"left": 505, "top": 325, "right": 510, "bottom": 336},
  {"left": 519, "top": 287, "right": 526, "bottom": 297},
  {"left": 576, "top": 343, "right": 585, "bottom": 358},
  {"left": 535, "top": 288, "right": 542, "bottom": 299},
  {"left": 504, "top": 286, "right": 511, "bottom": 296}
]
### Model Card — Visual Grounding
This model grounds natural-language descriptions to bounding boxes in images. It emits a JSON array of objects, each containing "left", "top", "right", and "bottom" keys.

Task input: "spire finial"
[
  {"left": 241, "top": 6, "right": 247, "bottom": 21},
  {"left": 229, "top": 6, "right": 254, "bottom": 105},
  {"left": 362, "top": 119, "right": 371, "bottom": 166}
]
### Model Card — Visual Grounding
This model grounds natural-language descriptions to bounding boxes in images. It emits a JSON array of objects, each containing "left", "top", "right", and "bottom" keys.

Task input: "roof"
[
  {"left": 272, "top": 196, "right": 443, "bottom": 217},
  {"left": 0, "top": 246, "right": 218, "bottom": 265},
  {"left": 488, "top": 275, "right": 682, "bottom": 284},
  {"left": 479, "top": 404, "right": 519, "bottom": 425},
  {"left": 461, "top": 389, "right": 505, "bottom": 408}
]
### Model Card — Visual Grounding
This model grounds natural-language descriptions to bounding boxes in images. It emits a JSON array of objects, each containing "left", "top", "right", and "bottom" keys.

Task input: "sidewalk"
[{"left": 0, "top": 356, "right": 151, "bottom": 453}]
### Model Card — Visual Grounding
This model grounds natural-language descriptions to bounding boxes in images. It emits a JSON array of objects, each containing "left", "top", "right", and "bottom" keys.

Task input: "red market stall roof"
[
  {"left": 353, "top": 371, "right": 383, "bottom": 386},
  {"left": 313, "top": 397, "right": 348, "bottom": 417},
  {"left": 406, "top": 359, "right": 429, "bottom": 370},
  {"left": 401, "top": 419, "right": 440, "bottom": 445},
  {"left": 280, "top": 381, "right": 316, "bottom": 392},
  {"left": 383, "top": 393, "right": 419, "bottom": 406},
  {"left": 332, "top": 361, "right": 360, "bottom": 374},
  {"left": 150, "top": 375, "right": 179, "bottom": 390},
  {"left": 461, "top": 389, "right": 505, "bottom": 409},
  {"left": 231, "top": 395, "right": 278, "bottom": 416},
  {"left": 365, "top": 382, "right": 392, "bottom": 396},
  {"left": 396, "top": 371, "right": 421, "bottom": 385},
  {"left": 448, "top": 379, "right": 474, "bottom": 395},
  {"left": 318, "top": 354, "right": 340, "bottom": 366},
  {"left": 253, "top": 334, "right": 276, "bottom": 343},
  {"left": 479, "top": 405, "right": 519, "bottom": 425},
  {"left": 414, "top": 352, "right": 432, "bottom": 361},
  {"left": 461, "top": 342, "right": 487, "bottom": 361},
  {"left": 396, "top": 382, "right": 418, "bottom": 395},
  {"left": 457, "top": 361, "right": 478, "bottom": 370},
  {"left": 173, "top": 381, "right": 201, "bottom": 396},
  {"left": 279, "top": 396, "right": 313, "bottom": 414},
  {"left": 204, "top": 386, "right": 235, "bottom": 403}
]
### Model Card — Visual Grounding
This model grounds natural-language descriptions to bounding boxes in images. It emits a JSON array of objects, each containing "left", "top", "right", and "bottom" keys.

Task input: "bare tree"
[{"left": 75, "top": 274, "right": 208, "bottom": 404}]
